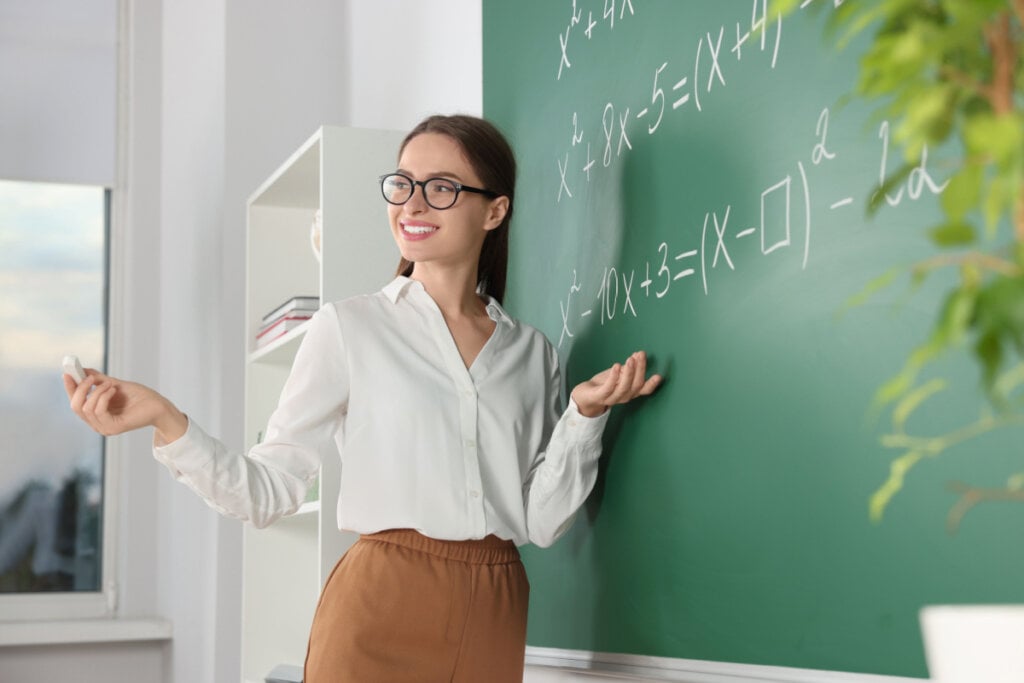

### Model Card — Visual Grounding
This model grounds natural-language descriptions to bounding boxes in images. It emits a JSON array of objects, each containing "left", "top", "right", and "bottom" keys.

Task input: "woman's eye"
[{"left": 434, "top": 183, "right": 456, "bottom": 193}]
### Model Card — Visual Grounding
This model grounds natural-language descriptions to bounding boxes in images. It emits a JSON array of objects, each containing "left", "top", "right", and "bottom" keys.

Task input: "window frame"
[
  {"left": 0, "top": 186, "right": 121, "bottom": 622},
  {"left": 0, "top": 0, "right": 126, "bottom": 623}
]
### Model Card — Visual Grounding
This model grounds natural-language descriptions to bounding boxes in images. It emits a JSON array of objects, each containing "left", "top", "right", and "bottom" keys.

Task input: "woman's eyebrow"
[{"left": 396, "top": 168, "right": 466, "bottom": 182}]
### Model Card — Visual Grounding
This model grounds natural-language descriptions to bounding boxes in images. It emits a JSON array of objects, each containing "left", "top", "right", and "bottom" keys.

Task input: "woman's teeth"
[{"left": 404, "top": 224, "right": 437, "bottom": 234}]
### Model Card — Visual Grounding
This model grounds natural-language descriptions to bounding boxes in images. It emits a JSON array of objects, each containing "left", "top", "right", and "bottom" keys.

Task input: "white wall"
[
  {"left": 347, "top": 0, "right": 484, "bottom": 129},
  {"left": 0, "top": 642, "right": 166, "bottom": 682},
  {"left": 155, "top": 1, "right": 228, "bottom": 682}
]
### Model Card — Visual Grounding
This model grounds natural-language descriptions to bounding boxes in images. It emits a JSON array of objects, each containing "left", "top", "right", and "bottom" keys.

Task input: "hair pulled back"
[{"left": 394, "top": 114, "right": 516, "bottom": 304}]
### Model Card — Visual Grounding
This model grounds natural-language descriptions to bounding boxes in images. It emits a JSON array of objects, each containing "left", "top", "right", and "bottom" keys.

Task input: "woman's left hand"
[{"left": 570, "top": 350, "right": 662, "bottom": 418}]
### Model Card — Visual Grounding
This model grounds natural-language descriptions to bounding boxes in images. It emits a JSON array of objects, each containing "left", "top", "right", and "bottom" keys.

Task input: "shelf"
[
  {"left": 295, "top": 501, "right": 320, "bottom": 516},
  {"left": 242, "top": 125, "right": 405, "bottom": 683},
  {"left": 249, "top": 133, "right": 321, "bottom": 209},
  {"left": 249, "top": 323, "right": 310, "bottom": 365}
]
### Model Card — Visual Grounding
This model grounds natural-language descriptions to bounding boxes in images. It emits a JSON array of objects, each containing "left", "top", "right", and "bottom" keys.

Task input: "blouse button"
[
  {"left": 470, "top": 490, "right": 480, "bottom": 498},
  {"left": 465, "top": 439, "right": 477, "bottom": 449}
]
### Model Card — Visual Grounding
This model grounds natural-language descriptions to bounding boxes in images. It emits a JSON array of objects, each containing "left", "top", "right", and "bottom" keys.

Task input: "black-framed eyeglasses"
[{"left": 379, "top": 172, "right": 498, "bottom": 210}]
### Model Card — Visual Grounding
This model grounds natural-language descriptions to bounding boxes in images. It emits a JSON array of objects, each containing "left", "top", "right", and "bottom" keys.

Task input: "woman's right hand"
[{"left": 64, "top": 369, "right": 188, "bottom": 443}]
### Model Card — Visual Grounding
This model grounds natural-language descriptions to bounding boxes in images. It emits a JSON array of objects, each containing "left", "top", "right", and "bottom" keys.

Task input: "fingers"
[
  {"left": 84, "top": 383, "right": 120, "bottom": 435},
  {"left": 66, "top": 368, "right": 107, "bottom": 407},
  {"left": 612, "top": 355, "right": 638, "bottom": 401},
  {"left": 68, "top": 374, "right": 100, "bottom": 415},
  {"left": 68, "top": 375, "right": 118, "bottom": 435},
  {"left": 628, "top": 351, "right": 647, "bottom": 396},
  {"left": 595, "top": 354, "right": 637, "bottom": 406},
  {"left": 628, "top": 352, "right": 663, "bottom": 397},
  {"left": 605, "top": 351, "right": 662, "bottom": 405},
  {"left": 573, "top": 350, "right": 663, "bottom": 417},
  {"left": 595, "top": 363, "right": 622, "bottom": 399},
  {"left": 86, "top": 381, "right": 115, "bottom": 415},
  {"left": 638, "top": 373, "right": 663, "bottom": 396},
  {"left": 62, "top": 374, "right": 79, "bottom": 399}
]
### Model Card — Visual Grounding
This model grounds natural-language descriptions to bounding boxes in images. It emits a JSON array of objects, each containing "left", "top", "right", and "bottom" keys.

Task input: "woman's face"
[{"left": 387, "top": 132, "right": 506, "bottom": 275}]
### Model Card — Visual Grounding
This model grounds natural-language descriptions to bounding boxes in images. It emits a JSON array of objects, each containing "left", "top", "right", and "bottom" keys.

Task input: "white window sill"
[{"left": 0, "top": 618, "right": 172, "bottom": 647}]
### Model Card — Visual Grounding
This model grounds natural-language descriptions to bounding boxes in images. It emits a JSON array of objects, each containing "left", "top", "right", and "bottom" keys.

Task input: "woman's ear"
[{"left": 483, "top": 196, "right": 510, "bottom": 232}]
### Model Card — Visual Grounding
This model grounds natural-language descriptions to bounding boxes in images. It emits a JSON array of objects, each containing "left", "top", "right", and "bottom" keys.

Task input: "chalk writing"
[
  {"left": 556, "top": 0, "right": 784, "bottom": 196},
  {"left": 557, "top": 0, "right": 637, "bottom": 81},
  {"left": 547, "top": 0, "right": 949, "bottom": 347},
  {"left": 553, "top": 104, "right": 949, "bottom": 347}
]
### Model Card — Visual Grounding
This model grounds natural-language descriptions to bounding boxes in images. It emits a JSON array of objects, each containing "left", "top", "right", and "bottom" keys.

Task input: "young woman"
[{"left": 65, "top": 114, "right": 661, "bottom": 682}]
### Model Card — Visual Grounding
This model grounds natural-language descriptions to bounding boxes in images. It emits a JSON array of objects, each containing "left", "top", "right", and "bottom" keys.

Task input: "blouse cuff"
[
  {"left": 566, "top": 396, "right": 611, "bottom": 438},
  {"left": 152, "top": 417, "right": 216, "bottom": 477}
]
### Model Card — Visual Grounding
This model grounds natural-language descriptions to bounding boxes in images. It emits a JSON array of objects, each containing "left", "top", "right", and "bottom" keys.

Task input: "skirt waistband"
[{"left": 359, "top": 529, "right": 520, "bottom": 565}]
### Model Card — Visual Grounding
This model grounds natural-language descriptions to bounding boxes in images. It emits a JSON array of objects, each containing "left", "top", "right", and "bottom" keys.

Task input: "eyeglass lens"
[{"left": 381, "top": 174, "right": 460, "bottom": 209}]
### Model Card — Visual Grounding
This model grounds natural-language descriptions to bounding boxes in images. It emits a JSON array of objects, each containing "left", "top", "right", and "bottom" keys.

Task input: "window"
[{"left": 0, "top": 180, "right": 108, "bottom": 600}]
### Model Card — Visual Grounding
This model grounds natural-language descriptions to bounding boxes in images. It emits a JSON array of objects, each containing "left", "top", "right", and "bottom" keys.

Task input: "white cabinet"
[{"left": 241, "top": 125, "right": 404, "bottom": 682}]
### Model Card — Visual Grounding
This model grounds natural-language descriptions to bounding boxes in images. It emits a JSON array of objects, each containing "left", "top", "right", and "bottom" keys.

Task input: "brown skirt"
[{"left": 304, "top": 529, "right": 529, "bottom": 682}]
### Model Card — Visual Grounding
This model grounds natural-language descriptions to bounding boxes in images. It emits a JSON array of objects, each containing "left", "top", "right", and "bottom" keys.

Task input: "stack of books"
[{"left": 256, "top": 295, "right": 319, "bottom": 348}]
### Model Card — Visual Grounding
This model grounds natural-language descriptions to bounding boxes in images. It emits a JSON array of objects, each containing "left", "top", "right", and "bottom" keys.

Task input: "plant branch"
[
  {"left": 984, "top": 12, "right": 1015, "bottom": 115},
  {"left": 1006, "top": 5, "right": 1024, "bottom": 243},
  {"left": 1013, "top": 0, "right": 1024, "bottom": 35},
  {"left": 880, "top": 413, "right": 1024, "bottom": 454},
  {"left": 909, "top": 251, "right": 1022, "bottom": 279},
  {"left": 1017, "top": 181, "right": 1024, "bottom": 243},
  {"left": 946, "top": 481, "right": 1024, "bottom": 533},
  {"left": 938, "top": 64, "right": 991, "bottom": 102}
]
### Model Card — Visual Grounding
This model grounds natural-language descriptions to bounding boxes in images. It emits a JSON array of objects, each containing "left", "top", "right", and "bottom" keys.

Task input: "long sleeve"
[
  {"left": 152, "top": 304, "right": 349, "bottom": 528},
  {"left": 152, "top": 277, "right": 614, "bottom": 544},
  {"left": 522, "top": 344, "right": 610, "bottom": 547}
]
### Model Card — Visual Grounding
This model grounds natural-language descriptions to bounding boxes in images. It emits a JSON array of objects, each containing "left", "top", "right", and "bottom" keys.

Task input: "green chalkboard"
[{"left": 483, "top": 1, "right": 1024, "bottom": 679}]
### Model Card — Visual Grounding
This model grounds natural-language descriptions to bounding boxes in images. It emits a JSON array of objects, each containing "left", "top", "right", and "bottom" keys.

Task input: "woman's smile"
[{"left": 400, "top": 219, "right": 440, "bottom": 240}]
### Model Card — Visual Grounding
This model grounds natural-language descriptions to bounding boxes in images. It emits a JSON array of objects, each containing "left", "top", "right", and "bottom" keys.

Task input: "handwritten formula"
[{"left": 550, "top": 0, "right": 951, "bottom": 348}]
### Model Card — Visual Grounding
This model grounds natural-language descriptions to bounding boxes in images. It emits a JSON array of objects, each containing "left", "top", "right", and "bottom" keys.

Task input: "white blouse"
[{"left": 153, "top": 276, "right": 609, "bottom": 547}]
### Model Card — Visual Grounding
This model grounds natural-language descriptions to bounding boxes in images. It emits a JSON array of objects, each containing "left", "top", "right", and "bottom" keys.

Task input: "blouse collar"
[{"left": 381, "top": 276, "right": 514, "bottom": 325}]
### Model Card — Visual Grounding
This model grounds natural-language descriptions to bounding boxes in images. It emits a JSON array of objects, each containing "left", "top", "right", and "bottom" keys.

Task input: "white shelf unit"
[{"left": 242, "top": 125, "right": 404, "bottom": 683}]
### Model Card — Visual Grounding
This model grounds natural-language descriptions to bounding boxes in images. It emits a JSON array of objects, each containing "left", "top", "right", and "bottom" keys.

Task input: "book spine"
[
  {"left": 261, "top": 297, "right": 319, "bottom": 324},
  {"left": 256, "top": 314, "right": 312, "bottom": 340}
]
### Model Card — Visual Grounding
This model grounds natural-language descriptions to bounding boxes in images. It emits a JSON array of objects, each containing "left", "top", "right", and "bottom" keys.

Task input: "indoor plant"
[{"left": 776, "top": 1, "right": 1024, "bottom": 680}]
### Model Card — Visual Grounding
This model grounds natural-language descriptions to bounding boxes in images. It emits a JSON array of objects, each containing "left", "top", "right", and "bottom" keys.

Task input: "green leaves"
[
  {"left": 964, "top": 113, "right": 1024, "bottom": 169},
  {"left": 929, "top": 221, "right": 976, "bottom": 246},
  {"left": 833, "top": 3, "right": 1024, "bottom": 398},
  {"left": 940, "top": 163, "right": 983, "bottom": 223},
  {"left": 776, "top": 0, "right": 1024, "bottom": 527},
  {"left": 973, "top": 275, "right": 1024, "bottom": 391}
]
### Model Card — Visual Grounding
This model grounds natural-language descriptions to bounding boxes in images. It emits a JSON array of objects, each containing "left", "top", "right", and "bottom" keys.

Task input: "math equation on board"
[{"left": 549, "top": 0, "right": 951, "bottom": 349}]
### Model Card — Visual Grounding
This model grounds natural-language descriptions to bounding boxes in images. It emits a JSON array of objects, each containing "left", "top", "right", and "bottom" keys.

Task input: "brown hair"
[{"left": 393, "top": 114, "right": 516, "bottom": 304}]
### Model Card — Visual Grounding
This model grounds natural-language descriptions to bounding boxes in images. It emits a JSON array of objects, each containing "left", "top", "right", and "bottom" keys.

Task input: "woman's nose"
[{"left": 404, "top": 182, "right": 429, "bottom": 211}]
